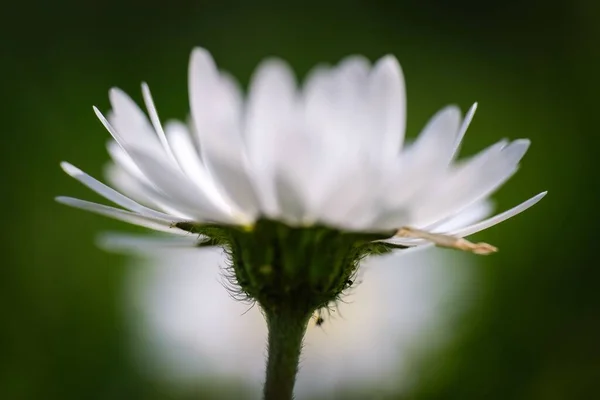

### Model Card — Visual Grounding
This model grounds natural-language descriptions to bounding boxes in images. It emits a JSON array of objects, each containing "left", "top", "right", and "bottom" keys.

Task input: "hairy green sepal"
[{"left": 177, "top": 218, "right": 402, "bottom": 313}]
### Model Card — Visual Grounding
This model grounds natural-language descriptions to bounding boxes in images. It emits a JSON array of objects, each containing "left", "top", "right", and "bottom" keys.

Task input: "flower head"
[
  {"left": 57, "top": 47, "right": 545, "bottom": 312},
  {"left": 58, "top": 47, "right": 544, "bottom": 248},
  {"left": 58, "top": 47, "right": 546, "bottom": 399}
]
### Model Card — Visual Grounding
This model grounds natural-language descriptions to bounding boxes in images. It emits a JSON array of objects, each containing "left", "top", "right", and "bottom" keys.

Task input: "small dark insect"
[
  {"left": 346, "top": 279, "right": 354, "bottom": 287},
  {"left": 315, "top": 316, "right": 325, "bottom": 327}
]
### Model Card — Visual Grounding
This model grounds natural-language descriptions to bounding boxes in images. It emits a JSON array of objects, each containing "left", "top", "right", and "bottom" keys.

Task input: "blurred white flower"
[
  {"left": 57, "top": 47, "right": 545, "bottom": 253},
  {"left": 123, "top": 244, "right": 474, "bottom": 399}
]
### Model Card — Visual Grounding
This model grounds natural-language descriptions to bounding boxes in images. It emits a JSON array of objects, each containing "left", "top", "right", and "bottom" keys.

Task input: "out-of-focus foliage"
[{"left": 1, "top": 0, "right": 598, "bottom": 399}]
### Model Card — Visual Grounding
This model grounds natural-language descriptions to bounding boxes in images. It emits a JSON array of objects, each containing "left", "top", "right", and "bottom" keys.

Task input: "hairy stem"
[{"left": 263, "top": 308, "right": 311, "bottom": 400}]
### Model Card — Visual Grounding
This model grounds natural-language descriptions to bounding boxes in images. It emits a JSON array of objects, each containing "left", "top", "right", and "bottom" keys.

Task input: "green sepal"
[{"left": 176, "top": 218, "right": 405, "bottom": 315}]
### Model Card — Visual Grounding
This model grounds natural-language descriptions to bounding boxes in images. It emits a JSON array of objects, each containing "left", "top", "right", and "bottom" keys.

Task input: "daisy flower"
[
  {"left": 58, "top": 47, "right": 544, "bottom": 252},
  {"left": 57, "top": 47, "right": 545, "bottom": 399}
]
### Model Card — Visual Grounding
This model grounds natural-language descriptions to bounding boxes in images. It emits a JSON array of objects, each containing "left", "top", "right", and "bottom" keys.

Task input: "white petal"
[
  {"left": 141, "top": 82, "right": 178, "bottom": 164},
  {"left": 127, "top": 149, "right": 237, "bottom": 224},
  {"left": 447, "top": 191, "right": 547, "bottom": 237},
  {"left": 450, "top": 102, "right": 477, "bottom": 160},
  {"left": 367, "top": 206, "right": 413, "bottom": 231},
  {"left": 428, "top": 200, "right": 494, "bottom": 232},
  {"left": 455, "top": 138, "right": 509, "bottom": 167},
  {"left": 381, "top": 106, "right": 461, "bottom": 211},
  {"left": 106, "top": 141, "right": 150, "bottom": 184},
  {"left": 409, "top": 139, "right": 509, "bottom": 225},
  {"left": 407, "top": 105, "right": 462, "bottom": 167},
  {"left": 188, "top": 48, "right": 224, "bottom": 140},
  {"left": 106, "top": 89, "right": 162, "bottom": 155},
  {"left": 98, "top": 233, "right": 200, "bottom": 253},
  {"left": 303, "top": 56, "right": 371, "bottom": 153},
  {"left": 164, "top": 121, "right": 232, "bottom": 211},
  {"left": 55, "top": 196, "right": 188, "bottom": 234},
  {"left": 61, "top": 162, "right": 172, "bottom": 220},
  {"left": 299, "top": 57, "right": 378, "bottom": 221},
  {"left": 101, "top": 112, "right": 236, "bottom": 223},
  {"left": 245, "top": 59, "right": 297, "bottom": 161},
  {"left": 368, "top": 55, "right": 406, "bottom": 158},
  {"left": 97, "top": 107, "right": 178, "bottom": 194},
  {"left": 189, "top": 48, "right": 260, "bottom": 217},
  {"left": 105, "top": 144, "right": 193, "bottom": 219},
  {"left": 245, "top": 58, "right": 298, "bottom": 218},
  {"left": 413, "top": 139, "right": 529, "bottom": 226},
  {"left": 104, "top": 164, "right": 194, "bottom": 219},
  {"left": 94, "top": 106, "right": 129, "bottom": 150},
  {"left": 316, "top": 160, "right": 381, "bottom": 230}
]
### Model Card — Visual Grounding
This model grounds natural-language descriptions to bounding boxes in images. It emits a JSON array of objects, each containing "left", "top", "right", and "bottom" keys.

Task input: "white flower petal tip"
[
  {"left": 396, "top": 227, "right": 498, "bottom": 255},
  {"left": 373, "top": 54, "right": 403, "bottom": 76},
  {"left": 465, "top": 102, "right": 478, "bottom": 118},
  {"left": 190, "top": 47, "right": 217, "bottom": 74},
  {"left": 458, "top": 102, "right": 477, "bottom": 132},
  {"left": 191, "top": 46, "right": 212, "bottom": 60},
  {"left": 140, "top": 82, "right": 178, "bottom": 163},
  {"left": 450, "top": 191, "right": 547, "bottom": 238},
  {"left": 92, "top": 106, "right": 120, "bottom": 142},
  {"left": 438, "top": 104, "right": 462, "bottom": 120},
  {"left": 510, "top": 138, "right": 531, "bottom": 152},
  {"left": 450, "top": 102, "right": 478, "bottom": 159},
  {"left": 60, "top": 161, "right": 80, "bottom": 176}
]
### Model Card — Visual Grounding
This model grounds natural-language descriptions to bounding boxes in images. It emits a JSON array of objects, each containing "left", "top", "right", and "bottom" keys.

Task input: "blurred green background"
[{"left": 2, "top": 0, "right": 598, "bottom": 399}]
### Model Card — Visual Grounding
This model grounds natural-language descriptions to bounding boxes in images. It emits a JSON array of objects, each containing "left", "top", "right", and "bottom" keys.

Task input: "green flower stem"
[{"left": 263, "top": 308, "right": 311, "bottom": 400}]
